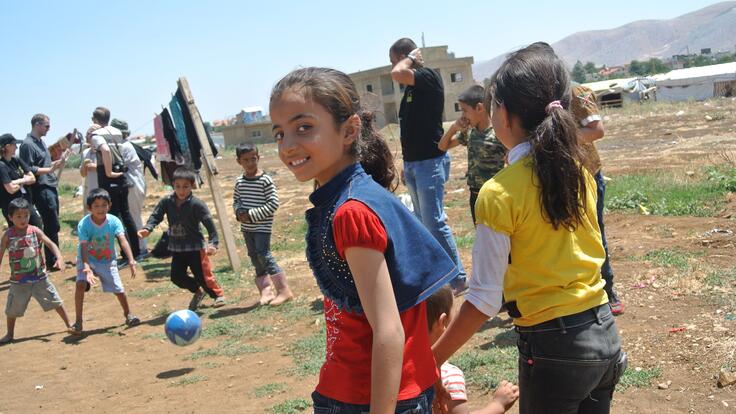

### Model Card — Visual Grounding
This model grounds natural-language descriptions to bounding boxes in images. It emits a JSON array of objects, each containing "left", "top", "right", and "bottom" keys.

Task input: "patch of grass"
[
  {"left": 272, "top": 219, "right": 307, "bottom": 252},
  {"left": 643, "top": 249, "right": 701, "bottom": 271},
  {"left": 201, "top": 361, "right": 223, "bottom": 369},
  {"left": 285, "top": 326, "right": 325, "bottom": 377},
  {"left": 269, "top": 398, "right": 311, "bottom": 414},
  {"left": 212, "top": 265, "right": 247, "bottom": 291},
  {"left": 169, "top": 374, "right": 207, "bottom": 387},
  {"left": 450, "top": 346, "right": 518, "bottom": 391},
  {"left": 456, "top": 232, "right": 475, "bottom": 249},
  {"left": 252, "top": 383, "right": 286, "bottom": 398},
  {"left": 142, "top": 332, "right": 166, "bottom": 340},
  {"left": 201, "top": 318, "right": 268, "bottom": 339},
  {"left": 155, "top": 304, "right": 173, "bottom": 318},
  {"left": 606, "top": 170, "right": 731, "bottom": 216},
  {"left": 57, "top": 182, "right": 78, "bottom": 197},
  {"left": 186, "top": 338, "right": 263, "bottom": 360},
  {"left": 704, "top": 267, "right": 736, "bottom": 287},
  {"left": 129, "top": 285, "right": 174, "bottom": 299},
  {"left": 252, "top": 296, "right": 320, "bottom": 322},
  {"left": 618, "top": 367, "right": 661, "bottom": 390}
]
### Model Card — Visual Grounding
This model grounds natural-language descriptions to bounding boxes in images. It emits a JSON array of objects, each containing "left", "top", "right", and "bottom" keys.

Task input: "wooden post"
[{"left": 177, "top": 77, "right": 241, "bottom": 271}]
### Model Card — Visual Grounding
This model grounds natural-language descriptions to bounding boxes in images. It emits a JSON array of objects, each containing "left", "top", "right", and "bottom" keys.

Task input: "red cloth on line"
[{"left": 315, "top": 200, "right": 437, "bottom": 405}]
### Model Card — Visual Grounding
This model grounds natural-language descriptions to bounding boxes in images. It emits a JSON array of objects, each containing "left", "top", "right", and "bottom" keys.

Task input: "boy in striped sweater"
[{"left": 233, "top": 143, "right": 293, "bottom": 306}]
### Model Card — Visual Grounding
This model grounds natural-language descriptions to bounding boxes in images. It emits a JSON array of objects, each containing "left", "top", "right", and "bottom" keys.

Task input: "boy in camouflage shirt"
[{"left": 439, "top": 85, "right": 506, "bottom": 224}]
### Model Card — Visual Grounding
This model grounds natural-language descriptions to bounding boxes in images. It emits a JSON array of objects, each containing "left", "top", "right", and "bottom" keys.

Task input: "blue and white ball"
[{"left": 165, "top": 310, "right": 202, "bottom": 346}]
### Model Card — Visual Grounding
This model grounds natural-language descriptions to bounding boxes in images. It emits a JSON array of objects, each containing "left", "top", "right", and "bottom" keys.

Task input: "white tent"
[{"left": 653, "top": 62, "right": 736, "bottom": 101}]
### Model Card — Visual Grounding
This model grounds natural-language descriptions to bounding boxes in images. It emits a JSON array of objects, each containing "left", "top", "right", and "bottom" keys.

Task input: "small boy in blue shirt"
[{"left": 71, "top": 188, "right": 140, "bottom": 335}]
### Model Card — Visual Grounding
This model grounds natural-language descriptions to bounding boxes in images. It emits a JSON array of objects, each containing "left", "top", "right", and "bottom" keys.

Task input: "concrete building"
[
  {"left": 349, "top": 46, "right": 475, "bottom": 127},
  {"left": 221, "top": 120, "right": 273, "bottom": 148}
]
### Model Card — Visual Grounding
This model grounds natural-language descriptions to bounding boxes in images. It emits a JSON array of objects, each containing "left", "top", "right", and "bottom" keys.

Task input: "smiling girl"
[{"left": 270, "top": 67, "right": 458, "bottom": 414}]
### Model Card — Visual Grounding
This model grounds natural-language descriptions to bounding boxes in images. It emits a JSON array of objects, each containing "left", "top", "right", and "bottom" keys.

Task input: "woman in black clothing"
[{"left": 0, "top": 133, "right": 43, "bottom": 227}]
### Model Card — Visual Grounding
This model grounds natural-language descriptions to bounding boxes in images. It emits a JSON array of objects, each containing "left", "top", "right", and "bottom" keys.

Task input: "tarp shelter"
[
  {"left": 581, "top": 77, "right": 636, "bottom": 107},
  {"left": 653, "top": 62, "right": 736, "bottom": 101}
]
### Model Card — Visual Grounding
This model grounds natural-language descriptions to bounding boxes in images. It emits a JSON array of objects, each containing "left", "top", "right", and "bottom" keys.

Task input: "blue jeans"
[
  {"left": 594, "top": 171, "right": 615, "bottom": 290},
  {"left": 242, "top": 231, "right": 282, "bottom": 277},
  {"left": 403, "top": 154, "right": 466, "bottom": 286},
  {"left": 312, "top": 387, "right": 434, "bottom": 414}
]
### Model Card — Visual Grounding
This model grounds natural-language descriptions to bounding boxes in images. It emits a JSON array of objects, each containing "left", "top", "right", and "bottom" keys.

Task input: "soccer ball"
[{"left": 165, "top": 310, "right": 202, "bottom": 346}]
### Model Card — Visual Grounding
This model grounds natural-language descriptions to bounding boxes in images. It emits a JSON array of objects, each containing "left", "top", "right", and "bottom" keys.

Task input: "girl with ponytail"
[
  {"left": 432, "top": 43, "right": 626, "bottom": 413},
  {"left": 270, "top": 67, "right": 457, "bottom": 413}
]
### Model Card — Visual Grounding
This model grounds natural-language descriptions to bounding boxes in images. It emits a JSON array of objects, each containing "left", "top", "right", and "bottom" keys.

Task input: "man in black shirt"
[
  {"left": 390, "top": 38, "right": 467, "bottom": 295},
  {"left": 0, "top": 133, "right": 43, "bottom": 227},
  {"left": 20, "top": 114, "right": 65, "bottom": 271}
]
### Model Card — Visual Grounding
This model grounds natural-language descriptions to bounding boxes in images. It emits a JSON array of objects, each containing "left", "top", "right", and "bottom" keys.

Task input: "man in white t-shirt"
[
  {"left": 90, "top": 107, "right": 140, "bottom": 262},
  {"left": 111, "top": 118, "right": 147, "bottom": 257}
]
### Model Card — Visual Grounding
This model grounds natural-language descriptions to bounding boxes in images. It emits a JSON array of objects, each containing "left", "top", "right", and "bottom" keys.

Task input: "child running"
[
  {"left": 0, "top": 198, "right": 70, "bottom": 343},
  {"left": 270, "top": 67, "right": 458, "bottom": 413},
  {"left": 233, "top": 142, "right": 293, "bottom": 305},
  {"left": 72, "top": 188, "right": 139, "bottom": 335},
  {"left": 437, "top": 85, "right": 506, "bottom": 225},
  {"left": 138, "top": 167, "right": 225, "bottom": 310},
  {"left": 426, "top": 286, "right": 518, "bottom": 414},
  {"left": 432, "top": 43, "right": 626, "bottom": 413}
]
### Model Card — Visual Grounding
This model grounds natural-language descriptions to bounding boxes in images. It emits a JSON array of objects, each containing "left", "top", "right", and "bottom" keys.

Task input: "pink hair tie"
[{"left": 545, "top": 100, "right": 563, "bottom": 114}]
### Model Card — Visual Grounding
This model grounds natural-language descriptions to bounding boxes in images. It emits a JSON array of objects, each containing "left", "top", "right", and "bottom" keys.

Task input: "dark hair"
[
  {"left": 457, "top": 85, "right": 485, "bottom": 108},
  {"left": 487, "top": 42, "right": 587, "bottom": 230},
  {"left": 8, "top": 198, "right": 30, "bottom": 216},
  {"left": 235, "top": 142, "right": 258, "bottom": 158},
  {"left": 172, "top": 167, "right": 197, "bottom": 185},
  {"left": 425, "top": 286, "right": 453, "bottom": 330},
  {"left": 92, "top": 107, "right": 111, "bottom": 125},
  {"left": 31, "top": 113, "right": 48, "bottom": 127},
  {"left": 390, "top": 38, "right": 417, "bottom": 58},
  {"left": 270, "top": 67, "right": 397, "bottom": 191},
  {"left": 86, "top": 188, "right": 111, "bottom": 208}
]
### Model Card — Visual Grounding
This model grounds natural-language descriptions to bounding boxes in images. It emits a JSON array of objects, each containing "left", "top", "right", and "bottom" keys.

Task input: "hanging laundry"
[
  {"left": 161, "top": 108, "right": 185, "bottom": 165},
  {"left": 175, "top": 87, "right": 219, "bottom": 171},
  {"left": 153, "top": 114, "right": 172, "bottom": 162}
]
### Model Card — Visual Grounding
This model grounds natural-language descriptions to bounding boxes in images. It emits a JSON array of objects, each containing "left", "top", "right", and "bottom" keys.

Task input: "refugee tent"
[{"left": 653, "top": 62, "right": 736, "bottom": 101}]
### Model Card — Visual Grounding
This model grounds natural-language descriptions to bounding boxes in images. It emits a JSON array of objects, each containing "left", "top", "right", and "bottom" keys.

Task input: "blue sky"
[{"left": 0, "top": 0, "right": 724, "bottom": 141}]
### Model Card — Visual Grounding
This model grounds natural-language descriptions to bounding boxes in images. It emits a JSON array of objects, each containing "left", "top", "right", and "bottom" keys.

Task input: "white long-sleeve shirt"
[{"left": 465, "top": 141, "right": 531, "bottom": 318}]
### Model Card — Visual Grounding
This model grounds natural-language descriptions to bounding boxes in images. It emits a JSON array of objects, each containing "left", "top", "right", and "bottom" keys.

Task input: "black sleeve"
[
  {"left": 0, "top": 164, "right": 11, "bottom": 184},
  {"left": 413, "top": 67, "right": 442, "bottom": 93},
  {"left": 17, "top": 158, "right": 31, "bottom": 174},
  {"left": 194, "top": 199, "right": 219, "bottom": 247},
  {"left": 18, "top": 143, "right": 39, "bottom": 175}
]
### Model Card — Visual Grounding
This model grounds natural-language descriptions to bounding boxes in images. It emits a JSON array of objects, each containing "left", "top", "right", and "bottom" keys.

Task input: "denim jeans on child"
[
  {"left": 594, "top": 171, "right": 615, "bottom": 290},
  {"left": 402, "top": 153, "right": 467, "bottom": 287},
  {"left": 312, "top": 386, "right": 434, "bottom": 414},
  {"left": 516, "top": 304, "right": 626, "bottom": 414},
  {"left": 242, "top": 231, "right": 282, "bottom": 277}
]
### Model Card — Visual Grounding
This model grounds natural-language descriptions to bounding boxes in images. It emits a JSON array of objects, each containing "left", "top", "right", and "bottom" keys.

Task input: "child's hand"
[
  {"left": 206, "top": 245, "right": 217, "bottom": 256},
  {"left": 487, "top": 380, "right": 519, "bottom": 413},
  {"left": 54, "top": 257, "right": 67, "bottom": 271},
  {"left": 432, "top": 378, "right": 451, "bottom": 414},
  {"left": 237, "top": 210, "right": 250, "bottom": 223},
  {"left": 137, "top": 229, "right": 149, "bottom": 239},
  {"left": 84, "top": 267, "right": 99, "bottom": 287},
  {"left": 129, "top": 262, "right": 138, "bottom": 279}
]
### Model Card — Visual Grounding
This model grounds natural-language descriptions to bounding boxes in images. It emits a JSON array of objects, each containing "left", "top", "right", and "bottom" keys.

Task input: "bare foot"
[
  {"left": 488, "top": 380, "right": 519, "bottom": 412},
  {"left": 0, "top": 333, "right": 13, "bottom": 345}
]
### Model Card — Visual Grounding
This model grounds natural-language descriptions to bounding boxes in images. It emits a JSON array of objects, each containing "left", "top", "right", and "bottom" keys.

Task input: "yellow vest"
[{"left": 475, "top": 156, "right": 608, "bottom": 326}]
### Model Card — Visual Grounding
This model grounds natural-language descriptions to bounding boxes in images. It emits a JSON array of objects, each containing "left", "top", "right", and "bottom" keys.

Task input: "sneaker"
[
  {"left": 188, "top": 291, "right": 206, "bottom": 311},
  {"left": 213, "top": 296, "right": 227, "bottom": 308},
  {"left": 606, "top": 288, "right": 624, "bottom": 316},
  {"left": 69, "top": 322, "right": 83, "bottom": 335},
  {"left": 125, "top": 314, "right": 141, "bottom": 327}
]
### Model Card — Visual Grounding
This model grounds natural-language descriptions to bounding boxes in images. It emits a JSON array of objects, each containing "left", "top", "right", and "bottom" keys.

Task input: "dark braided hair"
[{"left": 487, "top": 42, "right": 588, "bottom": 230}]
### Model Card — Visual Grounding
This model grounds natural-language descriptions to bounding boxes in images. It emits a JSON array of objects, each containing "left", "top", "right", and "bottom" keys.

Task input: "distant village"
[{"left": 211, "top": 45, "right": 736, "bottom": 148}]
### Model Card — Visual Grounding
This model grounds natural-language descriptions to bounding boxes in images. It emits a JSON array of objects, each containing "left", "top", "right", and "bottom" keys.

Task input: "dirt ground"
[{"left": 1, "top": 98, "right": 735, "bottom": 413}]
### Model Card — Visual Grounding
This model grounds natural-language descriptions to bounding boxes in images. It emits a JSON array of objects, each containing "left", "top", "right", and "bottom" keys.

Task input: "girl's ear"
[{"left": 342, "top": 114, "right": 361, "bottom": 146}]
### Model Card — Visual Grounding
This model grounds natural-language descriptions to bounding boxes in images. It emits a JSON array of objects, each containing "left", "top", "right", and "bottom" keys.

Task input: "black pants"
[
  {"left": 469, "top": 187, "right": 480, "bottom": 225},
  {"left": 170, "top": 251, "right": 223, "bottom": 299},
  {"left": 32, "top": 186, "right": 60, "bottom": 269},
  {"left": 105, "top": 185, "right": 140, "bottom": 259},
  {"left": 516, "top": 304, "right": 626, "bottom": 413}
]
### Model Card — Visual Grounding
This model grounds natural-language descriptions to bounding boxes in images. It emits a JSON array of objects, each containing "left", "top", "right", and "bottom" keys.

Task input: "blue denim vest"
[{"left": 305, "top": 163, "right": 458, "bottom": 314}]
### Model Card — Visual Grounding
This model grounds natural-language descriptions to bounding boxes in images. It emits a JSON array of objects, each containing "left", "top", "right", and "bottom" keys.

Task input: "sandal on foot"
[
  {"left": 69, "top": 322, "right": 83, "bottom": 335},
  {"left": 213, "top": 296, "right": 227, "bottom": 308},
  {"left": 125, "top": 315, "right": 141, "bottom": 327}
]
